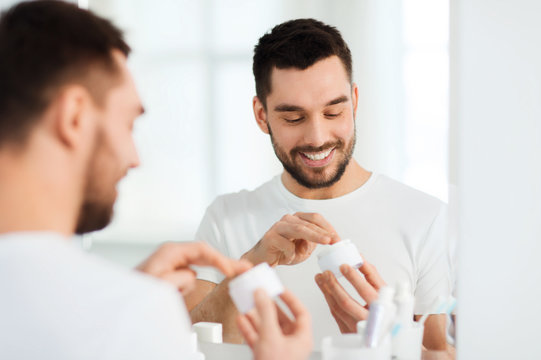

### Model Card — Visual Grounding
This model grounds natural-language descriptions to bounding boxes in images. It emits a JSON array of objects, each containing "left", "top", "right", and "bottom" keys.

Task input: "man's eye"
[
  {"left": 325, "top": 112, "right": 342, "bottom": 118},
  {"left": 285, "top": 117, "right": 304, "bottom": 123}
]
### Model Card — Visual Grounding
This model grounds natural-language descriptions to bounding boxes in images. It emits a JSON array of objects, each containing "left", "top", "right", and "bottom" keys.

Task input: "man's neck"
[
  {"left": 281, "top": 160, "right": 371, "bottom": 200},
  {"left": 0, "top": 150, "right": 79, "bottom": 236}
]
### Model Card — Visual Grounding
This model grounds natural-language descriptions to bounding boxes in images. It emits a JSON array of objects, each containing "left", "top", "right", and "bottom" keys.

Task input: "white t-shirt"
[
  {"left": 0, "top": 232, "right": 194, "bottom": 360},
  {"left": 195, "top": 173, "right": 452, "bottom": 345}
]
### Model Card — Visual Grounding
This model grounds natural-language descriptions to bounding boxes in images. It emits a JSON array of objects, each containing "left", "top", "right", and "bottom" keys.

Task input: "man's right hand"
[
  {"left": 237, "top": 289, "right": 313, "bottom": 360},
  {"left": 137, "top": 242, "right": 251, "bottom": 296},
  {"left": 241, "top": 212, "right": 340, "bottom": 266}
]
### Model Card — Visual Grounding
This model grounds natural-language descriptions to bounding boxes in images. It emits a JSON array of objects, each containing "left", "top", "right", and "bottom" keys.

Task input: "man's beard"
[
  {"left": 75, "top": 133, "right": 116, "bottom": 235},
  {"left": 268, "top": 124, "right": 356, "bottom": 189}
]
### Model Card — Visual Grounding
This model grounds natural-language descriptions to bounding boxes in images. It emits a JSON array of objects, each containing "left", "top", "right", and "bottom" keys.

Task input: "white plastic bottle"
[
  {"left": 189, "top": 332, "right": 205, "bottom": 360},
  {"left": 392, "top": 283, "right": 423, "bottom": 360},
  {"left": 394, "top": 282, "right": 414, "bottom": 330},
  {"left": 364, "top": 286, "right": 396, "bottom": 348}
]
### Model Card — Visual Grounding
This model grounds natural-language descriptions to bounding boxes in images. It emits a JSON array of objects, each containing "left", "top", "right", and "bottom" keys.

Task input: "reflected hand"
[
  {"left": 137, "top": 242, "right": 251, "bottom": 295},
  {"left": 315, "top": 261, "right": 386, "bottom": 333},
  {"left": 237, "top": 289, "right": 313, "bottom": 360},
  {"left": 242, "top": 212, "right": 340, "bottom": 266}
]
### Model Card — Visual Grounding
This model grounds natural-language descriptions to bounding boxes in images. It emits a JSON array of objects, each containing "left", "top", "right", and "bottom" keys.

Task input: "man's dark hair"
[
  {"left": 0, "top": 0, "right": 130, "bottom": 147},
  {"left": 253, "top": 18, "right": 352, "bottom": 109}
]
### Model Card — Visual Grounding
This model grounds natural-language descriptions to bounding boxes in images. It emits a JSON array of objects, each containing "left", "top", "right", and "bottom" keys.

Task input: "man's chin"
[
  {"left": 75, "top": 203, "right": 114, "bottom": 235},
  {"left": 288, "top": 170, "right": 340, "bottom": 189}
]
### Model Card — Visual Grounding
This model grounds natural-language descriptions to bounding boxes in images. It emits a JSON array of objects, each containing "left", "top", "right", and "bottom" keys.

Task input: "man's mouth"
[{"left": 299, "top": 148, "right": 335, "bottom": 167}]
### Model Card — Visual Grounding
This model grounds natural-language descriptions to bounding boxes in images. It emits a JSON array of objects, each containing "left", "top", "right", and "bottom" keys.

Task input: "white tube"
[{"left": 364, "top": 286, "right": 396, "bottom": 348}]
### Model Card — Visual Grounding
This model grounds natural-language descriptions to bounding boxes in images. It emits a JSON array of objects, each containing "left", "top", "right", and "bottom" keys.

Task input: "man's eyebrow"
[
  {"left": 274, "top": 104, "right": 304, "bottom": 112},
  {"left": 273, "top": 95, "right": 349, "bottom": 112},
  {"left": 325, "top": 95, "right": 349, "bottom": 107}
]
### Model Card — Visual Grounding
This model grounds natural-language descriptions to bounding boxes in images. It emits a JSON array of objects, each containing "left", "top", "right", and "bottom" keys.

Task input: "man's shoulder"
[
  {"left": 0, "top": 233, "right": 177, "bottom": 302},
  {"left": 0, "top": 234, "right": 188, "bottom": 360},
  {"left": 79, "top": 250, "right": 178, "bottom": 300},
  {"left": 206, "top": 176, "right": 281, "bottom": 213},
  {"left": 372, "top": 174, "right": 446, "bottom": 214}
]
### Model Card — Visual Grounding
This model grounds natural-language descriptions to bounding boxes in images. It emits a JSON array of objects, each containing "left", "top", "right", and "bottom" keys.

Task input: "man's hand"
[
  {"left": 315, "top": 261, "right": 386, "bottom": 333},
  {"left": 241, "top": 212, "right": 340, "bottom": 266},
  {"left": 137, "top": 242, "right": 251, "bottom": 295},
  {"left": 236, "top": 289, "right": 313, "bottom": 360}
]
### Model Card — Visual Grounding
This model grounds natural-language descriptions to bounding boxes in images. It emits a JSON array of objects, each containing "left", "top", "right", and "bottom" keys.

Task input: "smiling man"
[{"left": 186, "top": 18, "right": 452, "bottom": 351}]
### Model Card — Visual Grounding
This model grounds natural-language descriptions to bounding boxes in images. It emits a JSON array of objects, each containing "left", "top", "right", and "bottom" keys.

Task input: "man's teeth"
[{"left": 302, "top": 148, "right": 333, "bottom": 161}]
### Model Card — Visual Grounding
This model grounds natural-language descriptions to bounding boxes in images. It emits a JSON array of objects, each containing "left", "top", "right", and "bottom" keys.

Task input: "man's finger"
[
  {"left": 279, "top": 290, "right": 311, "bottom": 330},
  {"left": 254, "top": 289, "right": 279, "bottom": 336},
  {"left": 340, "top": 264, "right": 380, "bottom": 304},
  {"left": 233, "top": 259, "right": 253, "bottom": 275},
  {"left": 274, "top": 221, "right": 332, "bottom": 245},
  {"left": 285, "top": 214, "right": 336, "bottom": 240},
  {"left": 273, "top": 236, "right": 296, "bottom": 265},
  {"left": 315, "top": 274, "right": 358, "bottom": 331},
  {"left": 293, "top": 239, "right": 312, "bottom": 257},
  {"left": 358, "top": 262, "right": 386, "bottom": 290},
  {"left": 293, "top": 212, "right": 341, "bottom": 243},
  {"left": 161, "top": 269, "right": 197, "bottom": 294},
  {"left": 276, "top": 303, "right": 294, "bottom": 332},
  {"left": 322, "top": 271, "right": 368, "bottom": 320},
  {"left": 162, "top": 242, "right": 240, "bottom": 277},
  {"left": 236, "top": 315, "right": 258, "bottom": 348},
  {"left": 245, "top": 308, "right": 262, "bottom": 332}
]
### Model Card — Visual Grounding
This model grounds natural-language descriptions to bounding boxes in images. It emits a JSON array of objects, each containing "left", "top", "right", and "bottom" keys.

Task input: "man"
[
  {"left": 187, "top": 18, "right": 452, "bottom": 351},
  {"left": 0, "top": 2, "right": 312, "bottom": 360}
]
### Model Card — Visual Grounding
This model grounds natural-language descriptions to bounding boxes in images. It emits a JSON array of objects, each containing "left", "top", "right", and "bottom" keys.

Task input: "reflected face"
[
  {"left": 75, "top": 52, "right": 143, "bottom": 234},
  {"left": 262, "top": 56, "right": 357, "bottom": 189}
]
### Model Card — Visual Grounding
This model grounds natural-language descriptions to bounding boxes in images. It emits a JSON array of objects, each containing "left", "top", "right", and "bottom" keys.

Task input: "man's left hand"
[{"left": 315, "top": 261, "right": 386, "bottom": 333}]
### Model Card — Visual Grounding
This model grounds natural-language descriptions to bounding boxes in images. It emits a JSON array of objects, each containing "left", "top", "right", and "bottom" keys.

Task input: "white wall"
[{"left": 452, "top": 0, "right": 541, "bottom": 358}]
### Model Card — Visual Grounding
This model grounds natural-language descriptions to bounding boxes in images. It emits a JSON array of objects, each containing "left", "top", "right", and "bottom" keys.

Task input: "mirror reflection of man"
[
  {"left": 0, "top": 2, "right": 312, "bottom": 360},
  {"left": 188, "top": 19, "right": 453, "bottom": 352}
]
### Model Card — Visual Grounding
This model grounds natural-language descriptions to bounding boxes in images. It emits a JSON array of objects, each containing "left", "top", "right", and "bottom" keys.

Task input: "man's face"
[
  {"left": 75, "top": 52, "right": 143, "bottom": 234},
  {"left": 259, "top": 56, "right": 357, "bottom": 189}
]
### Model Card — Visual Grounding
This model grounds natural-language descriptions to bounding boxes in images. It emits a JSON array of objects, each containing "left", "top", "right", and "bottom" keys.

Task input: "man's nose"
[
  {"left": 128, "top": 144, "right": 140, "bottom": 169},
  {"left": 302, "top": 117, "right": 328, "bottom": 147}
]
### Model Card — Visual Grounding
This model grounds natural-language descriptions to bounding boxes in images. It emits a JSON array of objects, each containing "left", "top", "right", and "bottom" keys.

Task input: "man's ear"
[
  {"left": 351, "top": 83, "right": 359, "bottom": 118},
  {"left": 253, "top": 96, "right": 270, "bottom": 134},
  {"left": 53, "top": 85, "right": 94, "bottom": 149}
]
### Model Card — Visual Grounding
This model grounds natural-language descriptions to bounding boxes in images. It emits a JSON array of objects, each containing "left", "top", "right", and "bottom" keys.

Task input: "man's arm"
[
  {"left": 414, "top": 314, "right": 455, "bottom": 358},
  {"left": 187, "top": 279, "right": 244, "bottom": 343}
]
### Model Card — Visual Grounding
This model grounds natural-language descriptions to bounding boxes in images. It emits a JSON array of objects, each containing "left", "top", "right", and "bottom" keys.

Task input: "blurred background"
[{"left": 0, "top": 0, "right": 450, "bottom": 266}]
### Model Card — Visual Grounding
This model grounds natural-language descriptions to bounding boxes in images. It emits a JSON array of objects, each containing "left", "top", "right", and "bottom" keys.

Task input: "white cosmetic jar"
[
  {"left": 317, "top": 239, "right": 364, "bottom": 278},
  {"left": 228, "top": 262, "right": 284, "bottom": 313}
]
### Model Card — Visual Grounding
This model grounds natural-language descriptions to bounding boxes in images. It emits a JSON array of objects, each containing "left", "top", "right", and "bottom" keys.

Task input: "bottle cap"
[
  {"left": 395, "top": 282, "right": 411, "bottom": 298},
  {"left": 228, "top": 262, "right": 284, "bottom": 313},
  {"left": 377, "top": 286, "right": 396, "bottom": 303},
  {"left": 317, "top": 239, "right": 364, "bottom": 278}
]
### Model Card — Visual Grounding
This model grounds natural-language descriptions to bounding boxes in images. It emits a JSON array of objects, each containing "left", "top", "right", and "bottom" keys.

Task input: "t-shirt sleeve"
[
  {"left": 108, "top": 284, "right": 196, "bottom": 360},
  {"left": 413, "top": 203, "right": 453, "bottom": 315},
  {"left": 192, "top": 197, "right": 228, "bottom": 284}
]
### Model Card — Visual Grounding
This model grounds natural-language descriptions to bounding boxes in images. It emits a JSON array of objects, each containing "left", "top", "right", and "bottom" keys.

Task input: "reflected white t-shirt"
[
  {"left": 195, "top": 173, "right": 452, "bottom": 345},
  {"left": 0, "top": 232, "right": 193, "bottom": 360}
]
